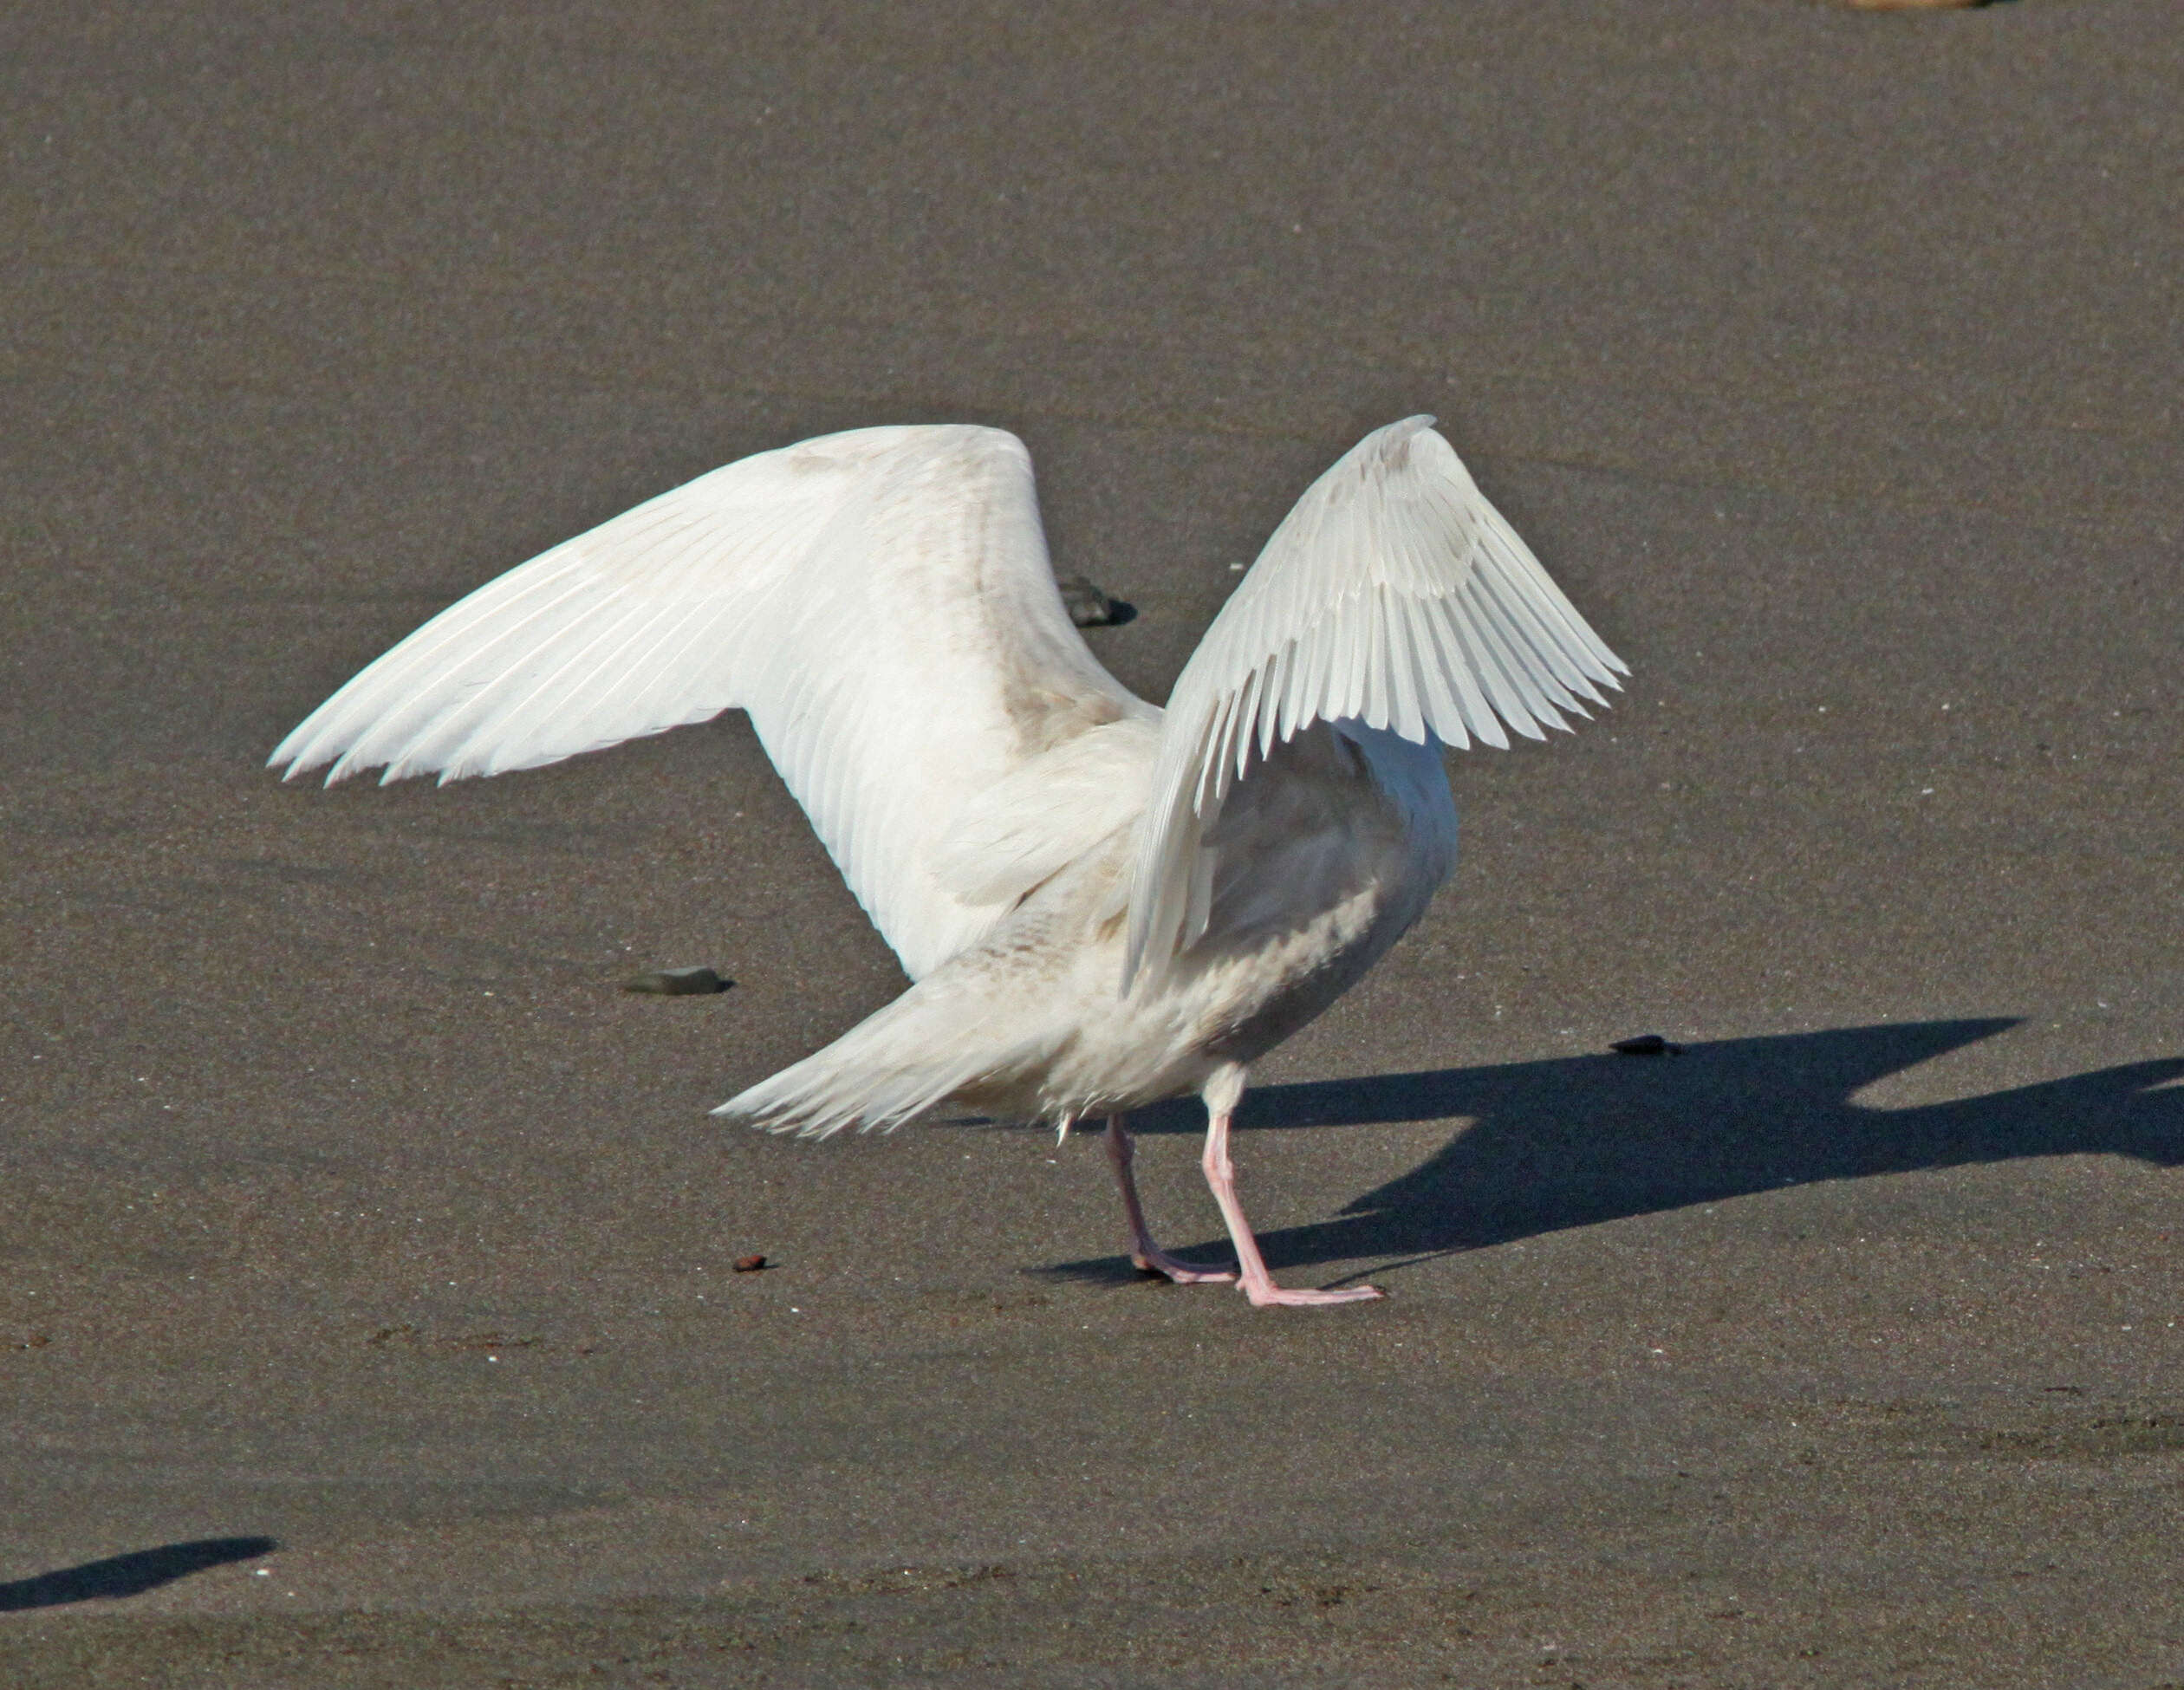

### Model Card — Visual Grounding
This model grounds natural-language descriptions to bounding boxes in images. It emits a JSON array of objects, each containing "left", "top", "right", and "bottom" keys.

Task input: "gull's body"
[{"left": 273, "top": 417, "right": 1623, "bottom": 1305}]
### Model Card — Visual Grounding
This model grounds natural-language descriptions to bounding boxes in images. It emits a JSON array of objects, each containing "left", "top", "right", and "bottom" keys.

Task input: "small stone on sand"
[
  {"left": 1611, "top": 1033, "right": 1686, "bottom": 1056},
  {"left": 622, "top": 965, "right": 731, "bottom": 996},
  {"left": 1055, "top": 574, "right": 1136, "bottom": 628}
]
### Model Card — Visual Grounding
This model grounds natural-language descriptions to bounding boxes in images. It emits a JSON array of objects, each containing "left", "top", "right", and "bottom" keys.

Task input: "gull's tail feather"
[{"left": 712, "top": 983, "right": 1054, "bottom": 1139}]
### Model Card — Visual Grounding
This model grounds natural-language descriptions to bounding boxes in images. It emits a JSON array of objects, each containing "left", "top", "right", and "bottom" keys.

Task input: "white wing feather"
[
  {"left": 270, "top": 425, "right": 1148, "bottom": 978},
  {"left": 1123, "top": 416, "right": 1627, "bottom": 985}
]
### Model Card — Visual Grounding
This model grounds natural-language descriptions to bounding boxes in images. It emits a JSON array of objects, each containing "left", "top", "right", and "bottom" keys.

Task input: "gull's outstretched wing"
[
  {"left": 1124, "top": 416, "right": 1627, "bottom": 985},
  {"left": 271, "top": 425, "right": 1149, "bottom": 978}
]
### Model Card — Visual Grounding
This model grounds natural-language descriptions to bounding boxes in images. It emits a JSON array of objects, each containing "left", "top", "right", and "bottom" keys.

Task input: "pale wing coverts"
[
  {"left": 270, "top": 426, "right": 1145, "bottom": 978},
  {"left": 1124, "top": 415, "right": 1627, "bottom": 985}
]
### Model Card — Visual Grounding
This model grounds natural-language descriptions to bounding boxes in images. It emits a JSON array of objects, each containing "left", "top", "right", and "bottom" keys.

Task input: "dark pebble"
[
  {"left": 1611, "top": 1033, "right": 1686, "bottom": 1056},
  {"left": 622, "top": 965, "right": 731, "bottom": 996},
  {"left": 1056, "top": 574, "right": 1136, "bottom": 628}
]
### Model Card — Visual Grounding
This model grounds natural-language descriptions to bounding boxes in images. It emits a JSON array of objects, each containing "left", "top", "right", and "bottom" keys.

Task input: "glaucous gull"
[{"left": 273, "top": 417, "right": 1624, "bottom": 1305}]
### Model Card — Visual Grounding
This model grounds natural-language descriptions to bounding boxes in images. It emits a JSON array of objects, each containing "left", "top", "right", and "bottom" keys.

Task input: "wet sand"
[{"left": 3, "top": 3, "right": 2181, "bottom": 1683}]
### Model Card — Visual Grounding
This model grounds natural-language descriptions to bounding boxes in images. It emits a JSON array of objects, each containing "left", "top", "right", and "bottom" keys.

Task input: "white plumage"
[{"left": 273, "top": 416, "right": 1625, "bottom": 1306}]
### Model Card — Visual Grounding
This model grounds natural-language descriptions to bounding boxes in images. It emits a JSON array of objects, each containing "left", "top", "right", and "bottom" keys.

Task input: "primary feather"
[
  {"left": 272, "top": 425, "right": 1147, "bottom": 980},
  {"left": 1122, "top": 416, "right": 1627, "bottom": 987}
]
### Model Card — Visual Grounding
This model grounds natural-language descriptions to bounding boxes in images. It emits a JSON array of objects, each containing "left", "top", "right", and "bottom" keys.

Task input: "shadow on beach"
[
  {"left": 0, "top": 1537, "right": 278, "bottom": 1612},
  {"left": 1045, "top": 1019, "right": 2184, "bottom": 1279}
]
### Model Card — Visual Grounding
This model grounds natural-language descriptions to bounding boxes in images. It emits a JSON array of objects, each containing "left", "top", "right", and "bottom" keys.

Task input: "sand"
[{"left": 3, "top": 2, "right": 2181, "bottom": 1683}]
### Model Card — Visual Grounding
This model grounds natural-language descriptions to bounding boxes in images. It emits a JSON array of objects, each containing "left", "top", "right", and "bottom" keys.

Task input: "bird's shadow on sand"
[
  {"left": 1041, "top": 1019, "right": 2184, "bottom": 1283},
  {"left": 0, "top": 1537, "right": 278, "bottom": 1611}
]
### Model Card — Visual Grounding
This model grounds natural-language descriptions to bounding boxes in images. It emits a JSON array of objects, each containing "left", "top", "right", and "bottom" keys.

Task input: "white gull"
[{"left": 271, "top": 416, "right": 1625, "bottom": 1306}]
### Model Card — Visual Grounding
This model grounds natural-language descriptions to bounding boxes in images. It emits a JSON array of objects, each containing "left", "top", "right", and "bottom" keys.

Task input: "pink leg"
[
  {"left": 1200, "top": 1107, "right": 1382, "bottom": 1307},
  {"left": 1104, "top": 1116, "right": 1237, "bottom": 1284}
]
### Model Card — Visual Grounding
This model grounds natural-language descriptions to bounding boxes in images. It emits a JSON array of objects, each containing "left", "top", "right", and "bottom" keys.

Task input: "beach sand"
[{"left": 3, "top": 3, "right": 2180, "bottom": 1682}]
